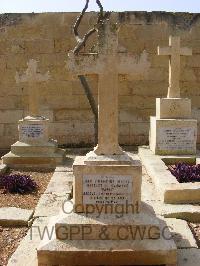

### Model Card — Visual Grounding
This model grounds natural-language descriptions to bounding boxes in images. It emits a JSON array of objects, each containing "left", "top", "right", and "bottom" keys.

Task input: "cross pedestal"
[
  {"left": 150, "top": 36, "right": 197, "bottom": 155},
  {"left": 2, "top": 59, "right": 65, "bottom": 168},
  {"left": 37, "top": 21, "right": 177, "bottom": 266}
]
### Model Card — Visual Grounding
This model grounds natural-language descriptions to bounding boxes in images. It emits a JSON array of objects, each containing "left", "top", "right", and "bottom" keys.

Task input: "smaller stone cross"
[
  {"left": 16, "top": 59, "right": 50, "bottom": 117},
  {"left": 158, "top": 36, "right": 192, "bottom": 98}
]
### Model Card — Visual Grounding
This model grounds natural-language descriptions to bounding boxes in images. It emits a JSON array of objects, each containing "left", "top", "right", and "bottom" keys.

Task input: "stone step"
[
  {"left": 55, "top": 211, "right": 161, "bottom": 240},
  {"left": 2, "top": 149, "right": 66, "bottom": 168},
  {"left": 0, "top": 207, "right": 33, "bottom": 226},
  {"left": 163, "top": 218, "right": 198, "bottom": 249},
  {"left": 37, "top": 236, "right": 177, "bottom": 266},
  {"left": 10, "top": 141, "right": 57, "bottom": 155}
]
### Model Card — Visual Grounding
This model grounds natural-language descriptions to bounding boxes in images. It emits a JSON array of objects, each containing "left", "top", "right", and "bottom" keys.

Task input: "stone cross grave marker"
[
  {"left": 68, "top": 21, "right": 139, "bottom": 156},
  {"left": 16, "top": 59, "right": 50, "bottom": 117},
  {"left": 158, "top": 36, "right": 192, "bottom": 98}
]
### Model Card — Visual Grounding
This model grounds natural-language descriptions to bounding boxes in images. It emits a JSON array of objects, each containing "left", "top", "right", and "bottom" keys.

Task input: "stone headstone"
[
  {"left": 150, "top": 36, "right": 197, "bottom": 155},
  {"left": 2, "top": 59, "right": 65, "bottom": 168}
]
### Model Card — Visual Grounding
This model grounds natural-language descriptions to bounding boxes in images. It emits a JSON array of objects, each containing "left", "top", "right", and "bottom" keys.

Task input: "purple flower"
[
  {"left": 168, "top": 163, "right": 200, "bottom": 183},
  {"left": 0, "top": 174, "right": 38, "bottom": 194}
]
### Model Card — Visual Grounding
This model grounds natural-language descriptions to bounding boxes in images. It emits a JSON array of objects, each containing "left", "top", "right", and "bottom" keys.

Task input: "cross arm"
[
  {"left": 180, "top": 47, "right": 192, "bottom": 56},
  {"left": 15, "top": 71, "right": 50, "bottom": 83},
  {"left": 36, "top": 72, "right": 50, "bottom": 82},
  {"left": 67, "top": 51, "right": 99, "bottom": 75},
  {"left": 117, "top": 51, "right": 151, "bottom": 75},
  {"left": 157, "top": 46, "right": 172, "bottom": 56}
]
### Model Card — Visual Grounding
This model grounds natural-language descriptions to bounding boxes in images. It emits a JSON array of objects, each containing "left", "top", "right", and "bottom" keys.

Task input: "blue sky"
[{"left": 0, "top": 0, "right": 200, "bottom": 13}]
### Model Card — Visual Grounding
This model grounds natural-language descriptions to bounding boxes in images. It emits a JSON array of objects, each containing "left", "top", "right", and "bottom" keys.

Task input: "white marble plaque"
[
  {"left": 83, "top": 175, "right": 133, "bottom": 205},
  {"left": 21, "top": 124, "right": 44, "bottom": 139},
  {"left": 157, "top": 127, "right": 196, "bottom": 151}
]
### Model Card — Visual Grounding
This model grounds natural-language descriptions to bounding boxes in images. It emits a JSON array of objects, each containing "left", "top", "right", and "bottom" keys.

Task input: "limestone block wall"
[{"left": 0, "top": 12, "right": 200, "bottom": 149}]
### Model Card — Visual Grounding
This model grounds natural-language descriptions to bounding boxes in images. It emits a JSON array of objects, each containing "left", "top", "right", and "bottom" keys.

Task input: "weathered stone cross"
[
  {"left": 68, "top": 21, "right": 138, "bottom": 156},
  {"left": 158, "top": 36, "right": 192, "bottom": 98},
  {"left": 16, "top": 59, "right": 50, "bottom": 117}
]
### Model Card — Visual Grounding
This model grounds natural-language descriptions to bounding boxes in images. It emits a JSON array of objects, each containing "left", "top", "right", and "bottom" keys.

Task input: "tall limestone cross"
[
  {"left": 16, "top": 59, "right": 50, "bottom": 117},
  {"left": 158, "top": 36, "right": 192, "bottom": 98},
  {"left": 68, "top": 21, "right": 141, "bottom": 156}
]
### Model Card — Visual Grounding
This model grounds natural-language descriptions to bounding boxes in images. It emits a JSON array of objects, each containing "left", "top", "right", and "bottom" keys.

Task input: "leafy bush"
[
  {"left": 168, "top": 162, "right": 200, "bottom": 183},
  {"left": 0, "top": 174, "right": 38, "bottom": 194}
]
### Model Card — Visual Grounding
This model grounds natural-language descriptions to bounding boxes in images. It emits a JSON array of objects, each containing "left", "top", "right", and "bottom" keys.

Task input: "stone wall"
[{"left": 0, "top": 12, "right": 200, "bottom": 149}]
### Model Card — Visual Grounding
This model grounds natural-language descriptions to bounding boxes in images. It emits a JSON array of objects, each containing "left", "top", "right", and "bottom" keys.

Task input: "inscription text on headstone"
[
  {"left": 21, "top": 124, "right": 44, "bottom": 139},
  {"left": 158, "top": 127, "right": 195, "bottom": 151},
  {"left": 83, "top": 175, "right": 133, "bottom": 205}
]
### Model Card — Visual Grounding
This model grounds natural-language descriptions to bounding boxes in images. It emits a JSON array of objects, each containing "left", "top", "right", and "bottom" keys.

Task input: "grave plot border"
[{"left": 139, "top": 146, "right": 200, "bottom": 204}]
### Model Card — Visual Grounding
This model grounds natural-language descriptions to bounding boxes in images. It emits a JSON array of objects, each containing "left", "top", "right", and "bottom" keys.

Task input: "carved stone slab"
[{"left": 150, "top": 116, "right": 197, "bottom": 155}]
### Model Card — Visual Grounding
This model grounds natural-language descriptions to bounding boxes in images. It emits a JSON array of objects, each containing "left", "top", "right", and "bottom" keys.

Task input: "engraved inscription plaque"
[
  {"left": 83, "top": 175, "right": 133, "bottom": 205},
  {"left": 157, "top": 127, "right": 196, "bottom": 151},
  {"left": 21, "top": 124, "right": 44, "bottom": 139}
]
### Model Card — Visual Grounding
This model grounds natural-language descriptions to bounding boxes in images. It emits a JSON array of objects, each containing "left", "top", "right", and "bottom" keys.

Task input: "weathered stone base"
[
  {"left": 2, "top": 140, "right": 65, "bottom": 168},
  {"left": 37, "top": 212, "right": 177, "bottom": 265},
  {"left": 37, "top": 152, "right": 177, "bottom": 266},
  {"left": 84, "top": 151, "right": 134, "bottom": 165},
  {"left": 37, "top": 232, "right": 177, "bottom": 266},
  {"left": 2, "top": 116, "right": 66, "bottom": 168},
  {"left": 149, "top": 116, "right": 197, "bottom": 155}
]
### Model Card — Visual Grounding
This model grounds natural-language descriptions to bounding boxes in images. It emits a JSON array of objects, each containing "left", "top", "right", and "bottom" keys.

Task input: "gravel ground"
[
  {"left": 0, "top": 226, "right": 28, "bottom": 266},
  {"left": 0, "top": 168, "right": 53, "bottom": 265}
]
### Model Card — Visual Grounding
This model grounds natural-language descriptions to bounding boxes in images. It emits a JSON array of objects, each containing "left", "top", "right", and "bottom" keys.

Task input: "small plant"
[
  {"left": 168, "top": 162, "right": 200, "bottom": 183},
  {"left": 0, "top": 174, "right": 38, "bottom": 194}
]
